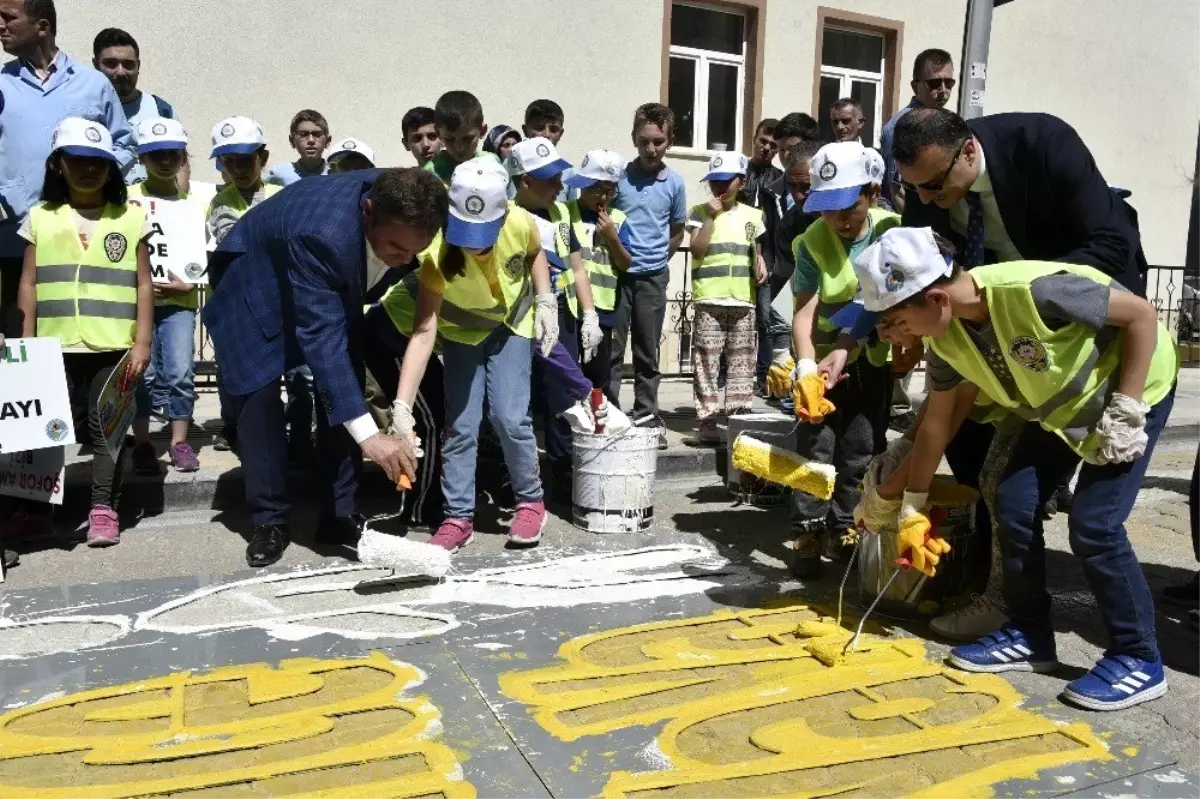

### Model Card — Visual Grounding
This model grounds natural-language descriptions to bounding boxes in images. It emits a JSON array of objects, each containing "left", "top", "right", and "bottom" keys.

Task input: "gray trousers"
[
  {"left": 789, "top": 357, "right": 892, "bottom": 533},
  {"left": 608, "top": 268, "right": 670, "bottom": 420}
]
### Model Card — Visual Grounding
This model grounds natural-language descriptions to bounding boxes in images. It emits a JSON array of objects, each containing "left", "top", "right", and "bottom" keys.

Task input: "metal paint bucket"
[
  {"left": 857, "top": 476, "right": 980, "bottom": 618},
  {"left": 572, "top": 428, "right": 659, "bottom": 533},
  {"left": 726, "top": 413, "right": 796, "bottom": 507}
]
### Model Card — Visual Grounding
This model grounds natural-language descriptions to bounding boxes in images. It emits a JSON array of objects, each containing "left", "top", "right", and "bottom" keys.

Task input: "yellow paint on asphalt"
[
  {"left": 500, "top": 605, "right": 1115, "bottom": 798},
  {"left": 0, "top": 651, "right": 475, "bottom": 799}
]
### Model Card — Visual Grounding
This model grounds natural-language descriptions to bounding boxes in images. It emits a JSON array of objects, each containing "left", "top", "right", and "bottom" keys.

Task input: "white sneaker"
[{"left": 930, "top": 594, "right": 1009, "bottom": 642}]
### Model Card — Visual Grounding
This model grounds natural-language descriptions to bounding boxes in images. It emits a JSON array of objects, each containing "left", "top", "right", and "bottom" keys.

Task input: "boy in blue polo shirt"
[
  {"left": 610, "top": 103, "right": 688, "bottom": 449},
  {"left": 265, "top": 109, "right": 331, "bottom": 187}
]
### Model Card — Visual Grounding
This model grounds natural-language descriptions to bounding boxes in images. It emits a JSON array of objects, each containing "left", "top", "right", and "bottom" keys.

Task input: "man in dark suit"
[
  {"left": 889, "top": 108, "right": 1147, "bottom": 638},
  {"left": 204, "top": 168, "right": 448, "bottom": 567}
]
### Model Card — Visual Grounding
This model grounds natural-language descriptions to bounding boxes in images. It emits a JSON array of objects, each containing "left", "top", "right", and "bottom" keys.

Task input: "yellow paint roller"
[{"left": 731, "top": 434, "right": 836, "bottom": 500}]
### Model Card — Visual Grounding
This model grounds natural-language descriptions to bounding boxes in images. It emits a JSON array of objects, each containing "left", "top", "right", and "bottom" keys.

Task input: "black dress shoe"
[
  {"left": 316, "top": 513, "right": 367, "bottom": 547},
  {"left": 246, "top": 524, "right": 290, "bottom": 568},
  {"left": 3, "top": 548, "right": 17, "bottom": 569}
]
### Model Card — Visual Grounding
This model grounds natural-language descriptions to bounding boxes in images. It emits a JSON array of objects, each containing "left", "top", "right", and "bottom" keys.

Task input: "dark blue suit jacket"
[
  {"left": 902, "top": 112, "right": 1146, "bottom": 295},
  {"left": 204, "top": 170, "right": 387, "bottom": 427}
]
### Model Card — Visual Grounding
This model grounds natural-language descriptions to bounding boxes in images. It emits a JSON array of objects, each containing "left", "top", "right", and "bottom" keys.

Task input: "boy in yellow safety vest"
[
  {"left": 686, "top": 152, "right": 768, "bottom": 444},
  {"left": 564, "top": 149, "right": 633, "bottom": 389},
  {"left": 773, "top": 140, "right": 897, "bottom": 578},
  {"left": 206, "top": 116, "right": 283, "bottom": 456},
  {"left": 854, "top": 226, "right": 1178, "bottom": 712}
]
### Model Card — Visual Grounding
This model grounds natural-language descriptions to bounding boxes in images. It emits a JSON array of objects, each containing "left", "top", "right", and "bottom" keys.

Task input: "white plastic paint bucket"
[{"left": 572, "top": 428, "right": 659, "bottom": 533}]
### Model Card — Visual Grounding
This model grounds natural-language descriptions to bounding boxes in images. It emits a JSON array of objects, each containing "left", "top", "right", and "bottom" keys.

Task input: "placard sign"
[
  {"left": 131, "top": 197, "right": 209, "bottom": 285},
  {"left": 0, "top": 337, "right": 75, "bottom": 455},
  {"left": 97, "top": 349, "right": 136, "bottom": 463},
  {"left": 0, "top": 446, "right": 66, "bottom": 505}
]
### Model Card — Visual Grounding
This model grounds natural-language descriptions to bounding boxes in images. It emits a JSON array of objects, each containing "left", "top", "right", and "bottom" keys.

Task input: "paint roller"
[
  {"left": 351, "top": 471, "right": 451, "bottom": 582},
  {"left": 731, "top": 434, "right": 836, "bottom": 500}
]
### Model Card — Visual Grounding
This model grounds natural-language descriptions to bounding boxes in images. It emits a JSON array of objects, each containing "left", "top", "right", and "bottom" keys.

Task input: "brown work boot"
[{"left": 790, "top": 526, "right": 824, "bottom": 579}]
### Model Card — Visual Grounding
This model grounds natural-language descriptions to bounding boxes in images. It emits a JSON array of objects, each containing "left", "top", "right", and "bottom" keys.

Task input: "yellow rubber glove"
[
  {"left": 896, "top": 492, "right": 952, "bottom": 577},
  {"left": 765, "top": 356, "right": 795, "bottom": 399},
  {"left": 794, "top": 371, "right": 836, "bottom": 423}
]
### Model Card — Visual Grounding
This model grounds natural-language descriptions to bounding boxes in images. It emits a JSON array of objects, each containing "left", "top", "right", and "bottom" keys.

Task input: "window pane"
[
  {"left": 851, "top": 81, "right": 878, "bottom": 147},
  {"left": 821, "top": 29, "right": 884, "bottom": 73},
  {"left": 671, "top": 3, "right": 744, "bottom": 55},
  {"left": 668, "top": 56, "right": 697, "bottom": 148},
  {"left": 818, "top": 75, "right": 841, "bottom": 142},
  {"left": 706, "top": 62, "right": 739, "bottom": 151}
]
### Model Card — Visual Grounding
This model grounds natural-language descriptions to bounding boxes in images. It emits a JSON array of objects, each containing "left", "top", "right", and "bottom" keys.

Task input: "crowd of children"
[{"left": 1, "top": 84, "right": 1194, "bottom": 715}]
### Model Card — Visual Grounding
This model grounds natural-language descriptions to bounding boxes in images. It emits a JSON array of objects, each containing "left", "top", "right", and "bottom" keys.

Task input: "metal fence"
[{"left": 192, "top": 258, "right": 1199, "bottom": 385}]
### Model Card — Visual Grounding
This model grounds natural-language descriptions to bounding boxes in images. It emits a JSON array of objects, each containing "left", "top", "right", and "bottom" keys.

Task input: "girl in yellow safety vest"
[
  {"left": 392, "top": 157, "right": 557, "bottom": 552},
  {"left": 15, "top": 118, "right": 154, "bottom": 548},
  {"left": 685, "top": 152, "right": 768, "bottom": 445},
  {"left": 127, "top": 117, "right": 204, "bottom": 476},
  {"left": 856, "top": 227, "right": 1179, "bottom": 713}
]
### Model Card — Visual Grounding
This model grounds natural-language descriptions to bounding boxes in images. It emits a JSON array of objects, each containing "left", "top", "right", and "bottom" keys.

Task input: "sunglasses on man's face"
[
  {"left": 922, "top": 78, "right": 956, "bottom": 91},
  {"left": 901, "top": 137, "right": 967, "bottom": 194}
]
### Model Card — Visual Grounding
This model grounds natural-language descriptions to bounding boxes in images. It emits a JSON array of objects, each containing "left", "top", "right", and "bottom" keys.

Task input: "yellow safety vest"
[
  {"left": 536, "top": 201, "right": 579, "bottom": 317},
  {"left": 799, "top": 207, "right": 898, "bottom": 367},
  {"left": 129, "top": 183, "right": 201, "bottom": 311},
  {"left": 424, "top": 210, "right": 537, "bottom": 345},
  {"left": 30, "top": 202, "right": 145, "bottom": 351},
  {"left": 928, "top": 261, "right": 1179, "bottom": 457},
  {"left": 566, "top": 201, "right": 623, "bottom": 313},
  {"left": 690, "top": 201, "right": 762, "bottom": 305},
  {"left": 208, "top": 182, "right": 282, "bottom": 217}
]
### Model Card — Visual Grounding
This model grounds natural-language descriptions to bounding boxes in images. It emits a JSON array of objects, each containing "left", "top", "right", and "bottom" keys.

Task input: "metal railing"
[{"left": 1146, "top": 265, "right": 1198, "bottom": 346}]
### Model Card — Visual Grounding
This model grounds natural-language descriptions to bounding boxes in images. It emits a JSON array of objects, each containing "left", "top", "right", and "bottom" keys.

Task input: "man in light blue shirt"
[
  {"left": 879, "top": 48, "right": 954, "bottom": 210},
  {"left": 92, "top": 27, "right": 177, "bottom": 185},
  {"left": 608, "top": 103, "right": 687, "bottom": 442},
  {"left": 0, "top": 0, "right": 135, "bottom": 323}
]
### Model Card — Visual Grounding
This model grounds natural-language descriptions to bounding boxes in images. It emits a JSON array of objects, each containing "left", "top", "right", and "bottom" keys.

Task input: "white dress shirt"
[
  {"left": 948, "top": 145, "right": 1024, "bottom": 263},
  {"left": 343, "top": 237, "right": 390, "bottom": 444}
]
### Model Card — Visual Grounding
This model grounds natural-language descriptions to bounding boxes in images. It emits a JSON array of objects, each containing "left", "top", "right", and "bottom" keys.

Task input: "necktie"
[{"left": 963, "top": 191, "right": 986, "bottom": 268}]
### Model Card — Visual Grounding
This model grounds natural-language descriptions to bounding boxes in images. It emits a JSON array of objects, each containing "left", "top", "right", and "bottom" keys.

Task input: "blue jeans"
[
  {"left": 135, "top": 304, "right": 197, "bottom": 421},
  {"left": 442, "top": 326, "right": 542, "bottom": 518},
  {"left": 995, "top": 388, "right": 1175, "bottom": 661},
  {"left": 755, "top": 275, "right": 791, "bottom": 382}
]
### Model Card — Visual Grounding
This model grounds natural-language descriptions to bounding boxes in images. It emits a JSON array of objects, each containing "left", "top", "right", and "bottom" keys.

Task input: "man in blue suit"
[{"left": 204, "top": 167, "right": 449, "bottom": 567}]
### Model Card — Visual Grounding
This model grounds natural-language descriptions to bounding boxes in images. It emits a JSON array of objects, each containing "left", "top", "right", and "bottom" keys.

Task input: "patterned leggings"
[{"left": 692, "top": 304, "right": 757, "bottom": 422}]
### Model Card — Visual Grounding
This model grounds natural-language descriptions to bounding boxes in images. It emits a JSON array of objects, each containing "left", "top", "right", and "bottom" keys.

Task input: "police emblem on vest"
[
  {"left": 559, "top": 222, "right": 571, "bottom": 250},
  {"left": 103, "top": 232, "right": 128, "bottom": 263},
  {"left": 744, "top": 221, "right": 755, "bottom": 244},
  {"left": 1009, "top": 335, "right": 1049, "bottom": 373},
  {"left": 504, "top": 253, "right": 525, "bottom": 279}
]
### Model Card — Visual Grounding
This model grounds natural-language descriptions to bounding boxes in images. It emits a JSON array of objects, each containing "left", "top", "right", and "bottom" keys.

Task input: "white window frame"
[
  {"left": 819, "top": 27, "right": 886, "bottom": 146},
  {"left": 668, "top": 3, "right": 746, "bottom": 156}
]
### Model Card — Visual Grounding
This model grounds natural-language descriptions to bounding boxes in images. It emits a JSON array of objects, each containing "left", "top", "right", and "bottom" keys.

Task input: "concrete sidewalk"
[{"left": 40, "top": 366, "right": 1200, "bottom": 514}]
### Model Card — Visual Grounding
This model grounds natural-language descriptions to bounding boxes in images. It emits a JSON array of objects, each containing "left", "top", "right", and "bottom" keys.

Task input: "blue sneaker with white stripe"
[
  {"left": 947, "top": 626, "right": 1059, "bottom": 674},
  {"left": 1061, "top": 655, "right": 1167, "bottom": 711}
]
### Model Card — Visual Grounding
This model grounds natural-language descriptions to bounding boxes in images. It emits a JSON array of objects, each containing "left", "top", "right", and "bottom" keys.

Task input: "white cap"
[
  {"left": 804, "top": 141, "right": 874, "bottom": 212},
  {"left": 854, "top": 227, "right": 955, "bottom": 313},
  {"left": 136, "top": 117, "right": 188, "bottom": 154},
  {"left": 864, "top": 147, "right": 885, "bottom": 187},
  {"left": 326, "top": 136, "right": 376, "bottom": 166},
  {"left": 505, "top": 137, "right": 571, "bottom": 180},
  {"left": 51, "top": 117, "right": 116, "bottom": 162},
  {"left": 210, "top": 116, "right": 267, "bottom": 158},
  {"left": 704, "top": 152, "right": 748, "bottom": 181},
  {"left": 564, "top": 149, "right": 625, "bottom": 189},
  {"left": 446, "top": 156, "right": 511, "bottom": 248}
]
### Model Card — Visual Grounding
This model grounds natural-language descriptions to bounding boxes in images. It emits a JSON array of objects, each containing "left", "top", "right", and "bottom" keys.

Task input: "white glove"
[
  {"left": 870, "top": 437, "right": 913, "bottom": 486},
  {"left": 1089, "top": 392, "right": 1150, "bottom": 465},
  {"left": 899, "top": 490, "right": 930, "bottom": 525},
  {"left": 534, "top": 293, "right": 559, "bottom": 357},
  {"left": 771, "top": 348, "right": 792, "bottom": 367},
  {"left": 791, "top": 357, "right": 819, "bottom": 381},
  {"left": 580, "top": 310, "right": 603, "bottom": 364},
  {"left": 389, "top": 399, "right": 424, "bottom": 460}
]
